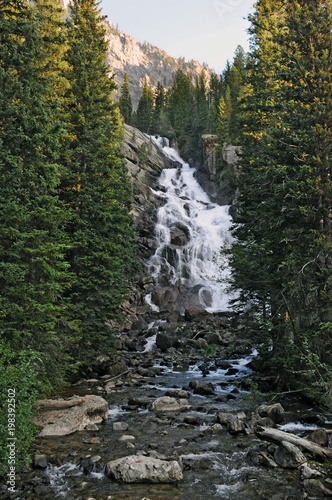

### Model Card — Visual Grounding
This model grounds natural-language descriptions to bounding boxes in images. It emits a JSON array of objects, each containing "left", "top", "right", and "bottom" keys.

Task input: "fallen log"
[
  {"left": 34, "top": 398, "right": 85, "bottom": 411},
  {"left": 256, "top": 426, "right": 332, "bottom": 461}
]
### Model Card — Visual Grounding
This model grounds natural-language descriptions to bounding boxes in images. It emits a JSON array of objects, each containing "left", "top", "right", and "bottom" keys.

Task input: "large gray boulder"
[
  {"left": 33, "top": 395, "right": 109, "bottom": 436},
  {"left": 106, "top": 454, "right": 183, "bottom": 483}
]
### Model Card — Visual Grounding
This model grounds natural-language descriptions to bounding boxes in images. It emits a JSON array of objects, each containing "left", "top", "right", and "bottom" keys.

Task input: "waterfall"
[{"left": 146, "top": 136, "right": 236, "bottom": 314}]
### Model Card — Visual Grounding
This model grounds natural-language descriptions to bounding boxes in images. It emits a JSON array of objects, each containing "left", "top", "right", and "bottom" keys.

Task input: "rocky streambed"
[{"left": 2, "top": 314, "right": 332, "bottom": 500}]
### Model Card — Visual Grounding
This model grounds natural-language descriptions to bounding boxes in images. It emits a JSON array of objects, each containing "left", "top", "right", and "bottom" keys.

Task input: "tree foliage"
[{"left": 228, "top": 0, "right": 332, "bottom": 402}]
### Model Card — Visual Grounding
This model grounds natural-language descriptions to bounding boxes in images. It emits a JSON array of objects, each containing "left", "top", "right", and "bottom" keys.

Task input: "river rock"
[
  {"left": 33, "top": 454, "right": 48, "bottom": 469},
  {"left": 257, "top": 403, "right": 285, "bottom": 424},
  {"left": 303, "top": 479, "right": 332, "bottom": 497},
  {"left": 151, "top": 396, "right": 191, "bottom": 412},
  {"left": 189, "top": 380, "right": 215, "bottom": 396},
  {"left": 113, "top": 422, "right": 129, "bottom": 431},
  {"left": 165, "top": 389, "right": 190, "bottom": 399},
  {"left": 32, "top": 395, "right": 109, "bottom": 436},
  {"left": 274, "top": 441, "right": 307, "bottom": 468},
  {"left": 307, "top": 428, "right": 329, "bottom": 448},
  {"left": 105, "top": 454, "right": 183, "bottom": 483}
]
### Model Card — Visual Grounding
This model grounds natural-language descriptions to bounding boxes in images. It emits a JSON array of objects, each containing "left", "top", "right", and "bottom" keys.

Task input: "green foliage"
[
  {"left": 119, "top": 72, "right": 132, "bottom": 124},
  {"left": 227, "top": 0, "right": 332, "bottom": 403},
  {"left": 62, "top": 0, "right": 137, "bottom": 359},
  {"left": 0, "top": 342, "right": 44, "bottom": 474},
  {"left": 136, "top": 77, "right": 154, "bottom": 133}
]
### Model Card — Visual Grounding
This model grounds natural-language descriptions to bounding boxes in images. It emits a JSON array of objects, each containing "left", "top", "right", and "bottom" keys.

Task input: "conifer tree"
[
  {"left": 151, "top": 81, "right": 165, "bottom": 134},
  {"left": 0, "top": 0, "right": 73, "bottom": 382},
  {"left": 119, "top": 72, "right": 132, "bottom": 124},
  {"left": 62, "top": 0, "right": 136, "bottom": 358},
  {"left": 136, "top": 76, "right": 154, "bottom": 133},
  {"left": 0, "top": 0, "right": 74, "bottom": 470},
  {"left": 228, "top": 0, "right": 332, "bottom": 399}
]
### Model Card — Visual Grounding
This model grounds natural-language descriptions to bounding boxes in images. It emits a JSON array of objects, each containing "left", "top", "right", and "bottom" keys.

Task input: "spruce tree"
[
  {"left": 0, "top": 0, "right": 74, "bottom": 470},
  {"left": 228, "top": 0, "right": 332, "bottom": 399},
  {"left": 119, "top": 72, "right": 132, "bottom": 124},
  {"left": 136, "top": 76, "right": 154, "bottom": 133},
  {"left": 0, "top": 0, "right": 73, "bottom": 382},
  {"left": 62, "top": 0, "right": 136, "bottom": 358},
  {"left": 151, "top": 81, "right": 165, "bottom": 134}
]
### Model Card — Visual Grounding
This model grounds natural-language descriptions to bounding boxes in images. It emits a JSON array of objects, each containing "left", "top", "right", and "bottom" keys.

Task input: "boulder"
[
  {"left": 189, "top": 380, "right": 215, "bottom": 396},
  {"left": 106, "top": 454, "right": 183, "bottom": 483},
  {"left": 151, "top": 396, "right": 191, "bottom": 412},
  {"left": 33, "top": 454, "right": 48, "bottom": 469},
  {"left": 32, "top": 395, "right": 109, "bottom": 437},
  {"left": 274, "top": 441, "right": 307, "bottom": 469},
  {"left": 303, "top": 479, "right": 332, "bottom": 497},
  {"left": 217, "top": 412, "right": 247, "bottom": 434},
  {"left": 113, "top": 422, "right": 129, "bottom": 431},
  {"left": 257, "top": 403, "right": 285, "bottom": 425},
  {"left": 165, "top": 389, "right": 190, "bottom": 399}
]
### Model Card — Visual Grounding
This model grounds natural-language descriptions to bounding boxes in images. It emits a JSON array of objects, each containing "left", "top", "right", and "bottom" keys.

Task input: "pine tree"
[
  {"left": 228, "top": 0, "right": 332, "bottom": 399},
  {"left": 0, "top": 0, "right": 74, "bottom": 470},
  {"left": 195, "top": 69, "right": 209, "bottom": 134},
  {"left": 62, "top": 0, "right": 136, "bottom": 358},
  {"left": 119, "top": 72, "right": 132, "bottom": 124},
  {"left": 151, "top": 81, "right": 165, "bottom": 134},
  {"left": 136, "top": 76, "right": 154, "bottom": 133},
  {"left": 0, "top": 0, "right": 73, "bottom": 381}
]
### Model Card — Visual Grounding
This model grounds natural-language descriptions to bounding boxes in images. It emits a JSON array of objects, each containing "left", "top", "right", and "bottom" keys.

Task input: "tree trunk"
[{"left": 256, "top": 426, "right": 332, "bottom": 461}]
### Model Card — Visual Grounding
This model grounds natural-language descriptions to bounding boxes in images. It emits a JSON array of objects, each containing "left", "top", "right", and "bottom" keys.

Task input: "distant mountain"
[
  {"left": 61, "top": 2, "right": 216, "bottom": 109},
  {"left": 104, "top": 21, "right": 216, "bottom": 108}
]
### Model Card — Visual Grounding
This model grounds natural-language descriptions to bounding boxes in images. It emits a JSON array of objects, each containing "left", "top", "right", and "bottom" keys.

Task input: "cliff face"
[{"left": 105, "top": 22, "right": 215, "bottom": 109}]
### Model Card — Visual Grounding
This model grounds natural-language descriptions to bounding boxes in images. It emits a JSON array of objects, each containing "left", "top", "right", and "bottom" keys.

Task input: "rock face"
[
  {"left": 199, "top": 135, "right": 240, "bottom": 205},
  {"left": 32, "top": 396, "right": 109, "bottom": 437},
  {"left": 106, "top": 454, "right": 183, "bottom": 483},
  {"left": 105, "top": 23, "right": 215, "bottom": 109}
]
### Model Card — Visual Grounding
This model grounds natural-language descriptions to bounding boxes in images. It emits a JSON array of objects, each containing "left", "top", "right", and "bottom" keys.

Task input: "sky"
[{"left": 100, "top": 0, "right": 256, "bottom": 74}]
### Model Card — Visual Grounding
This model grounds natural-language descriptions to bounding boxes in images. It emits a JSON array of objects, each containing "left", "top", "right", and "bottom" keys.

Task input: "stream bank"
[{"left": 2, "top": 314, "right": 332, "bottom": 500}]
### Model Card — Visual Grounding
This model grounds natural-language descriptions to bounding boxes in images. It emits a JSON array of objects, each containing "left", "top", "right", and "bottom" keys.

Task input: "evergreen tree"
[
  {"left": 0, "top": 0, "right": 73, "bottom": 382},
  {"left": 168, "top": 69, "right": 196, "bottom": 158},
  {"left": 195, "top": 69, "right": 209, "bottom": 134},
  {"left": 0, "top": 0, "right": 73, "bottom": 470},
  {"left": 151, "top": 81, "right": 165, "bottom": 134},
  {"left": 119, "top": 72, "right": 132, "bottom": 124},
  {"left": 136, "top": 76, "right": 154, "bottom": 133},
  {"left": 228, "top": 0, "right": 332, "bottom": 400},
  {"left": 62, "top": 0, "right": 136, "bottom": 358}
]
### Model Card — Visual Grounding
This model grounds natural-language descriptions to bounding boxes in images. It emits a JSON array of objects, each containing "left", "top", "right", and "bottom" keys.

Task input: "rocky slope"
[{"left": 105, "top": 22, "right": 215, "bottom": 108}]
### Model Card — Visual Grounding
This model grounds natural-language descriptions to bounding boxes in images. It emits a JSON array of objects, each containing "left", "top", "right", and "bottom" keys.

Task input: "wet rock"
[
  {"left": 128, "top": 397, "right": 150, "bottom": 407},
  {"left": 113, "top": 422, "right": 129, "bottom": 431},
  {"left": 32, "top": 395, "right": 109, "bottom": 437},
  {"left": 195, "top": 338, "right": 209, "bottom": 350},
  {"left": 259, "top": 451, "right": 278, "bottom": 468},
  {"left": 217, "top": 412, "right": 247, "bottom": 434},
  {"left": 189, "top": 380, "right": 215, "bottom": 396},
  {"left": 303, "top": 479, "right": 332, "bottom": 497},
  {"left": 105, "top": 454, "right": 183, "bottom": 483},
  {"left": 156, "top": 332, "right": 175, "bottom": 351},
  {"left": 184, "top": 307, "right": 206, "bottom": 321},
  {"left": 170, "top": 225, "right": 189, "bottom": 247},
  {"left": 183, "top": 415, "right": 201, "bottom": 426},
  {"left": 307, "top": 429, "right": 329, "bottom": 448},
  {"left": 181, "top": 455, "right": 214, "bottom": 471},
  {"left": 118, "top": 435, "right": 136, "bottom": 442},
  {"left": 33, "top": 454, "right": 48, "bottom": 469},
  {"left": 151, "top": 286, "right": 180, "bottom": 311},
  {"left": 151, "top": 396, "right": 191, "bottom": 412},
  {"left": 257, "top": 403, "right": 285, "bottom": 425},
  {"left": 81, "top": 455, "right": 103, "bottom": 474},
  {"left": 165, "top": 389, "right": 190, "bottom": 399},
  {"left": 274, "top": 441, "right": 307, "bottom": 469},
  {"left": 301, "top": 463, "right": 323, "bottom": 479}
]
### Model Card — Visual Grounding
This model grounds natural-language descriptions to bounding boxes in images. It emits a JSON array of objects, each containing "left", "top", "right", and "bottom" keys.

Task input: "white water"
[{"left": 147, "top": 136, "right": 236, "bottom": 313}]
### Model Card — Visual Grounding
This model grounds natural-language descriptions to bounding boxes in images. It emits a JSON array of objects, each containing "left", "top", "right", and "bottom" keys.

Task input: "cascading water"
[{"left": 147, "top": 136, "right": 236, "bottom": 313}]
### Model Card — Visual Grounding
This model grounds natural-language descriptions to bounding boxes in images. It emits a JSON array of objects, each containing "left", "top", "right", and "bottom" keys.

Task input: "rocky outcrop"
[
  {"left": 198, "top": 135, "right": 240, "bottom": 205},
  {"left": 106, "top": 454, "right": 183, "bottom": 483},
  {"left": 32, "top": 395, "right": 109, "bottom": 436}
]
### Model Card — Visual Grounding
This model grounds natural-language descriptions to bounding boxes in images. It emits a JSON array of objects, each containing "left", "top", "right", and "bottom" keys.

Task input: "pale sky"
[{"left": 100, "top": 0, "right": 256, "bottom": 73}]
